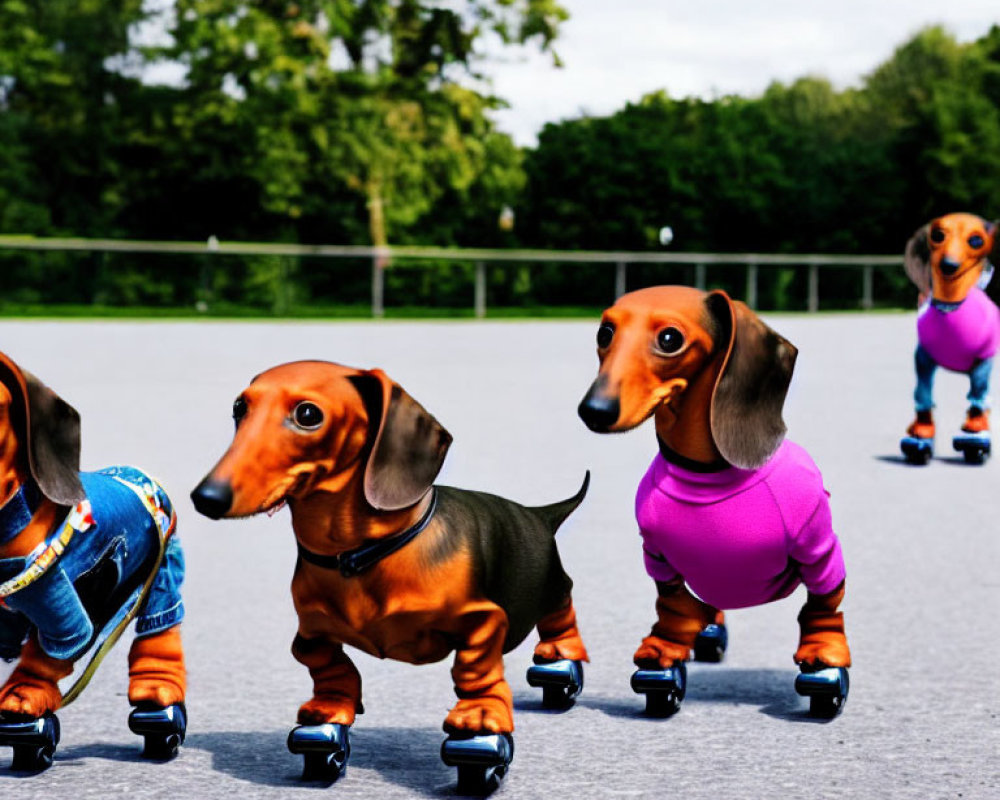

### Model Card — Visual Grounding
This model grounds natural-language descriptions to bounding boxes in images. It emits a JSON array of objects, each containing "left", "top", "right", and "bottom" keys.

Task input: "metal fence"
[{"left": 0, "top": 235, "right": 901, "bottom": 317}]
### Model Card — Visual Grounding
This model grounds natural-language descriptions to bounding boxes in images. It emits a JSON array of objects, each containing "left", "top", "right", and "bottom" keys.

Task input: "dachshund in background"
[
  {"left": 578, "top": 286, "right": 851, "bottom": 717},
  {"left": 901, "top": 213, "right": 1000, "bottom": 464},
  {"left": 0, "top": 352, "right": 186, "bottom": 767},
  {"left": 191, "top": 361, "right": 588, "bottom": 787}
]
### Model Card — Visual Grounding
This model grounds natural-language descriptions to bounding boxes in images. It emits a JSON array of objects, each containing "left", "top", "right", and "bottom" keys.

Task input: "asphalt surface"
[{"left": 0, "top": 313, "right": 996, "bottom": 800}]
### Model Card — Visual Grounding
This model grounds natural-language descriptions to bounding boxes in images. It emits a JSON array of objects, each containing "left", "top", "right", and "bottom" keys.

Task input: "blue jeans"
[
  {"left": 914, "top": 345, "right": 993, "bottom": 412},
  {"left": 0, "top": 467, "right": 184, "bottom": 661}
]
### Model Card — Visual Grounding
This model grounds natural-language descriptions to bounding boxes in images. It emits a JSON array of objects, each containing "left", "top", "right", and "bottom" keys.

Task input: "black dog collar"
[
  {"left": 296, "top": 489, "right": 438, "bottom": 578},
  {"left": 656, "top": 437, "right": 729, "bottom": 473}
]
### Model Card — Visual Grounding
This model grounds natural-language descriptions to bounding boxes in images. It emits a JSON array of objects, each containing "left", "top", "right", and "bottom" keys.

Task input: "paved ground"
[{"left": 0, "top": 313, "right": 996, "bottom": 800}]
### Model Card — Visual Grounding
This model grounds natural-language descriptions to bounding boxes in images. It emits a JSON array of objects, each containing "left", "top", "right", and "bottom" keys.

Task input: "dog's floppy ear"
[
  {"left": 704, "top": 291, "right": 797, "bottom": 470},
  {"left": 348, "top": 369, "right": 452, "bottom": 511},
  {"left": 0, "top": 353, "right": 84, "bottom": 505},
  {"left": 903, "top": 223, "right": 932, "bottom": 295}
]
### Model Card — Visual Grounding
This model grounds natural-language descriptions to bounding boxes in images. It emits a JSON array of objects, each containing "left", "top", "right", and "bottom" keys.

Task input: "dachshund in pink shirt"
[{"left": 578, "top": 286, "right": 850, "bottom": 718}]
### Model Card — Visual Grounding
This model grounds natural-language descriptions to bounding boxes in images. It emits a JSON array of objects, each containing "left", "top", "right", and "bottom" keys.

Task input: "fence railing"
[{"left": 0, "top": 235, "right": 901, "bottom": 317}]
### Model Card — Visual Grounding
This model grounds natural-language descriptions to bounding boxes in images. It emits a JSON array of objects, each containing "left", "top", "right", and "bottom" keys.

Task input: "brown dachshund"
[
  {"left": 190, "top": 361, "right": 588, "bottom": 778},
  {"left": 901, "top": 213, "right": 1000, "bottom": 455},
  {"left": 0, "top": 352, "right": 186, "bottom": 765},
  {"left": 578, "top": 287, "right": 851, "bottom": 717}
]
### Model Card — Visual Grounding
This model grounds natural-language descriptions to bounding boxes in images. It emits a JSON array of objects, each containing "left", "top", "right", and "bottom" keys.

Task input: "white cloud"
[{"left": 486, "top": 0, "right": 1000, "bottom": 144}]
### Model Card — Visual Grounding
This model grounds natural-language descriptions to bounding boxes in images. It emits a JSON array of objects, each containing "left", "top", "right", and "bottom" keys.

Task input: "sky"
[{"left": 484, "top": 0, "right": 1000, "bottom": 144}]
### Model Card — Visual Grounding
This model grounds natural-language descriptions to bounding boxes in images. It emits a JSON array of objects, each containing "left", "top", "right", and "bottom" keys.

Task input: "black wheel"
[
  {"left": 693, "top": 641, "right": 724, "bottom": 662},
  {"left": 644, "top": 689, "right": 681, "bottom": 717},
  {"left": 808, "top": 693, "right": 843, "bottom": 719},
  {"left": 963, "top": 448, "right": 986, "bottom": 465},
  {"left": 142, "top": 733, "right": 182, "bottom": 761},
  {"left": 302, "top": 750, "right": 347, "bottom": 782},
  {"left": 456, "top": 763, "right": 506, "bottom": 796},
  {"left": 11, "top": 744, "right": 54, "bottom": 772},
  {"left": 904, "top": 447, "right": 930, "bottom": 465},
  {"left": 540, "top": 683, "right": 574, "bottom": 710}
]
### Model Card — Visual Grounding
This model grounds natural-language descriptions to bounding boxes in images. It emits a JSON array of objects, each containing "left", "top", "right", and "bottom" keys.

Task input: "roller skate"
[
  {"left": 525, "top": 658, "right": 584, "bottom": 709},
  {"left": 128, "top": 703, "right": 187, "bottom": 760},
  {"left": 631, "top": 660, "right": 686, "bottom": 717},
  {"left": 794, "top": 665, "right": 849, "bottom": 719},
  {"left": 0, "top": 713, "right": 60, "bottom": 772},
  {"left": 693, "top": 615, "right": 728, "bottom": 663},
  {"left": 287, "top": 722, "right": 351, "bottom": 782},
  {"left": 441, "top": 731, "right": 513, "bottom": 795},
  {"left": 900, "top": 410, "right": 934, "bottom": 465},
  {"left": 952, "top": 408, "right": 990, "bottom": 464}
]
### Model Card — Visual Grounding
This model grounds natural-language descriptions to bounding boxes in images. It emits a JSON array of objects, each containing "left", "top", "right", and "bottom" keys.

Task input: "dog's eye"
[
  {"left": 596, "top": 323, "right": 615, "bottom": 349},
  {"left": 656, "top": 327, "right": 685, "bottom": 355},
  {"left": 292, "top": 401, "right": 324, "bottom": 430},
  {"left": 930, "top": 228, "right": 946, "bottom": 244},
  {"left": 232, "top": 397, "right": 248, "bottom": 425},
  {"left": 969, "top": 234, "right": 985, "bottom": 249}
]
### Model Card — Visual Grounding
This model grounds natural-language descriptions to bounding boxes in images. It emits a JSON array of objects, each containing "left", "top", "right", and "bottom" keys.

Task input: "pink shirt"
[
  {"left": 635, "top": 440, "right": 846, "bottom": 610},
  {"left": 917, "top": 287, "right": 1000, "bottom": 372}
]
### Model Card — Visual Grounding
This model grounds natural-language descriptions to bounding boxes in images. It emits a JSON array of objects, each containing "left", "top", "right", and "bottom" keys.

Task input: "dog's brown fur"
[
  {"left": 905, "top": 212, "right": 998, "bottom": 305},
  {"left": 192, "top": 361, "right": 588, "bottom": 734}
]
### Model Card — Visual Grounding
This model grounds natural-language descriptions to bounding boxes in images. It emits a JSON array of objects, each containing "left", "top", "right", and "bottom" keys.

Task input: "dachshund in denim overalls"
[{"left": 0, "top": 352, "right": 186, "bottom": 768}]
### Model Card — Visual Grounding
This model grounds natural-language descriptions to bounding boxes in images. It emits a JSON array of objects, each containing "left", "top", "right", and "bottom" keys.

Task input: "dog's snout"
[
  {"left": 578, "top": 384, "right": 620, "bottom": 432},
  {"left": 939, "top": 256, "right": 960, "bottom": 276},
  {"left": 190, "top": 479, "right": 234, "bottom": 519}
]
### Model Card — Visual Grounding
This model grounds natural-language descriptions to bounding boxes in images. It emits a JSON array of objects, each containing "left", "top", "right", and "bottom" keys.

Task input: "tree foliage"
[{"left": 4, "top": 15, "right": 1000, "bottom": 310}]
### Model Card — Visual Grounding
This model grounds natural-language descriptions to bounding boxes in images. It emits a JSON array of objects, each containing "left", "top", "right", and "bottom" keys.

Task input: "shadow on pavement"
[
  {"left": 185, "top": 726, "right": 456, "bottom": 796},
  {"left": 569, "top": 667, "right": 836, "bottom": 723},
  {"left": 873, "top": 453, "right": 986, "bottom": 467}
]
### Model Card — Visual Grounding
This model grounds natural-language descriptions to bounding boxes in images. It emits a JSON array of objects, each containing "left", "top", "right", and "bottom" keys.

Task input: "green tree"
[{"left": 160, "top": 0, "right": 566, "bottom": 247}]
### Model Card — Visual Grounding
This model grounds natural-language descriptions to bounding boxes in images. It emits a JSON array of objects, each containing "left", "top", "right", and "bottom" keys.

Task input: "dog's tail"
[{"left": 531, "top": 471, "right": 590, "bottom": 534}]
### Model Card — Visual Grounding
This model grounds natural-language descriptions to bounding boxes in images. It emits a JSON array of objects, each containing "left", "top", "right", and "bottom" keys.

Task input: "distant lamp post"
[
  {"left": 658, "top": 225, "right": 674, "bottom": 247},
  {"left": 498, "top": 205, "right": 515, "bottom": 232}
]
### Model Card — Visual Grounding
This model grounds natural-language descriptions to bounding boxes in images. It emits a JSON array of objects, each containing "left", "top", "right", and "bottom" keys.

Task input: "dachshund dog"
[
  {"left": 0, "top": 351, "right": 185, "bottom": 764},
  {"left": 190, "top": 361, "right": 588, "bottom": 779},
  {"left": 902, "top": 213, "right": 1000, "bottom": 455},
  {"left": 578, "top": 286, "right": 850, "bottom": 715}
]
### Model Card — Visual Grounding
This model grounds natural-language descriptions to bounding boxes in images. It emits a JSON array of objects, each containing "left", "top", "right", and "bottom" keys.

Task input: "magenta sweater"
[
  {"left": 635, "top": 440, "right": 846, "bottom": 610},
  {"left": 917, "top": 287, "right": 1000, "bottom": 372}
]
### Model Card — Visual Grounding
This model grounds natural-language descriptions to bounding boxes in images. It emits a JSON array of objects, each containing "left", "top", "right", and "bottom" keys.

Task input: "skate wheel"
[
  {"left": 900, "top": 437, "right": 933, "bottom": 465},
  {"left": 525, "top": 659, "right": 584, "bottom": 709},
  {"left": 441, "top": 733, "right": 513, "bottom": 795},
  {"left": 0, "top": 714, "right": 60, "bottom": 772},
  {"left": 631, "top": 662, "right": 686, "bottom": 717},
  {"left": 693, "top": 623, "right": 728, "bottom": 663},
  {"left": 795, "top": 667, "right": 849, "bottom": 719},
  {"left": 129, "top": 703, "right": 187, "bottom": 760},
  {"left": 288, "top": 723, "right": 350, "bottom": 782},
  {"left": 11, "top": 743, "right": 54, "bottom": 772}
]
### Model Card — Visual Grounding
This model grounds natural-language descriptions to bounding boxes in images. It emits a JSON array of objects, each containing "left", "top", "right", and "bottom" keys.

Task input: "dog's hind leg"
[
  {"left": 292, "top": 636, "right": 363, "bottom": 726},
  {"left": 532, "top": 599, "right": 588, "bottom": 663},
  {"left": 445, "top": 602, "right": 512, "bottom": 734},
  {"left": 634, "top": 579, "right": 719, "bottom": 668},
  {"left": 0, "top": 637, "right": 73, "bottom": 717}
]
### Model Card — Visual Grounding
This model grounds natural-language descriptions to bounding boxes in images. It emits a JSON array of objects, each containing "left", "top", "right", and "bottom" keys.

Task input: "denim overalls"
[{"left": 0, "top": 466, "right": 184, "bottom": 662}]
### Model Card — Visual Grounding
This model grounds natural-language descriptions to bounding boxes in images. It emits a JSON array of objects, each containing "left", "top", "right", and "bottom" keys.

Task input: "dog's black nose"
[
  {"left": 578, "top": 386, "right": 620, "bottom": 432},
  {"left": 191, "top": 479, "right": 233, "bottom": 519},
  {"left": 939, "top": 256, "right": 960, "bottom": 276}
]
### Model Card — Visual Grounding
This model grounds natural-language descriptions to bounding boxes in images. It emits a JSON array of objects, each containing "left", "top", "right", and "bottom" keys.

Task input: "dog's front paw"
[
  {"left": 0, "top": 681, "right": 62, "bottom": 718},
  {"left": 633, "top": 635, "right": 689, "bottom": 668},
  {"left": 297, "top": 696, "right": 358, "bottom": 727},
  {"left": 443, "top": 688, "right": 513, "bottom": 735},
  {"left": 794, "top": 639, "right": 851, "bottom": 669}
]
